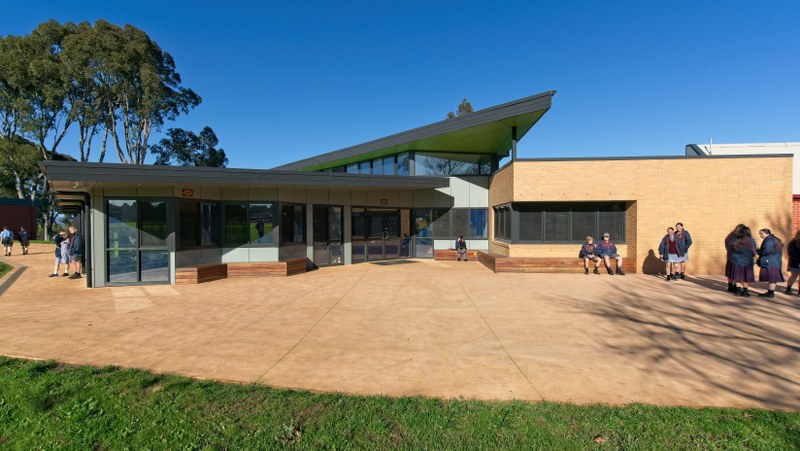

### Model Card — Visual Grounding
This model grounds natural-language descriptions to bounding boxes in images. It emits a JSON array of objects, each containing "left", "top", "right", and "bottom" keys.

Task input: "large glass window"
[
  {"left": 372, "top": 157, "right": 383, "bottom": 175},
  {"left": 415, "top": 152, "right": 493, "bottom": 176},
  {"left": 201, "top": 203, "right": 220, "bottom": 246},
  {"left": 413, "top": 208, "right": 487, "bottom": 239},
  {"left": 249, "top": 202, "right": 276, "bottom": 245},
  {"left": 223, "top": 203, "right": 248, "bottom": 245},
  {"left": 513, "top": 202, "right": 626, "bottom": 243},
  {"left": 359, "top": 160, "right": 370, "bottom": 175},
  {"left": 494, "top": 206, "right": 512, "bottom": 241},
  {"left": 108, "top": 200, "right": 138, "bottom": 249},
  {"left": 178, "top": 201, "right": 199, "bottom": 247},
  {"left": 106, "top": 198, "right": 169, "bottom": 284},
  {"left": 397, "top": 152, "right": 410, "bottom": 176},
  {"left": 281, "top": 204, "right": 305, "bottom": 244}
]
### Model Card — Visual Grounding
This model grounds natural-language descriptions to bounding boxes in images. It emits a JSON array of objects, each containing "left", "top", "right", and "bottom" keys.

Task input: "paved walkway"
[{"left": 1, "top": 244, "right": 799, "bottom": 410}]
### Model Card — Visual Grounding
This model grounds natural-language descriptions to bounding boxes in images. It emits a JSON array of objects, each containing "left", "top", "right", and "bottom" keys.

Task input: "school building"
[{"left": 42, "top": 91, "right": 793, "bottom": 287}]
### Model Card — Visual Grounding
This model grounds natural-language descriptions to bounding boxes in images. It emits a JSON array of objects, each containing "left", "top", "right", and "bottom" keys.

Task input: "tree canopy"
[
  {"left": 151, "top": 126, "right": 228, "bottom": 167},
  {"left": 446, "top": 98, "right": 474, "bottom": 119}
]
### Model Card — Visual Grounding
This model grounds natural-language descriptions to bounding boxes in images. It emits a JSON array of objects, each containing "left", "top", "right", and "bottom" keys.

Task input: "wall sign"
[
  {"left": 380, "top": 198, "right": 388, "bottom": 205},
  {"left": 182, "top": 188, "right": 194, "bottom": 197}
]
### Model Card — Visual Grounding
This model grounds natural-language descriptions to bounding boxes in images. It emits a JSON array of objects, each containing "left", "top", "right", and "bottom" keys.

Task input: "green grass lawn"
[
  {"left": 0, "top": 261, "right": 11, "bottom": 279},
  {"left": 1, "top": 357, "right": 798, "bottom": 449}
]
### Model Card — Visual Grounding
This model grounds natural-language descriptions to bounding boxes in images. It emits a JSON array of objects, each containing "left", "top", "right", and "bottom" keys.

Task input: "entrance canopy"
[{"left": 275, "top": 90, "right": 555, "bottom": 172}]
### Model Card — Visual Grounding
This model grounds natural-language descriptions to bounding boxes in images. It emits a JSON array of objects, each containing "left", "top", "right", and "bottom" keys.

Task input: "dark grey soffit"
[
  {"left": 273, "top": 90, "right": 556, "bottom": 171},
  {"left": 41, "top": 161, "right": 450, "bottom": 190}
]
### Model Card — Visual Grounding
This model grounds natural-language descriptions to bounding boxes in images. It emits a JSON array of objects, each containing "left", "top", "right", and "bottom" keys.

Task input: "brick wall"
[
  {"left": 792, "top": 195, "right": 800, "bottom": 236},
  {"left": 487, "top": 157, "right": 792, "bottom": 275}
]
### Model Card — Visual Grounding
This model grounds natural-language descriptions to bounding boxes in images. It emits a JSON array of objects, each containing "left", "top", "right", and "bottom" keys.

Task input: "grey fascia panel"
[
  {"left": 41, "top": 161, "right": 449, "bottom": 189},
  {"left": 513, "top": 154, "right": 795, "bottom": 163},
  {"left": 273, "top": 90, "right": 555, "bottom": 171}
]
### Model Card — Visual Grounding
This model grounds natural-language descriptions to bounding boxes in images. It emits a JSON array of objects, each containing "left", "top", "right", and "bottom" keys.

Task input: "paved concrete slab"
[{"left": 1, "top": 244, "right": 799, "bottom": 409}]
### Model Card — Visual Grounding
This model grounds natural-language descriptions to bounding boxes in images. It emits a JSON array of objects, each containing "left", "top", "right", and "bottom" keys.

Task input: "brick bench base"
[
  {"left": 478, "top": 251, "right": 636, "bottom": 274},
  {"left": 175, "top": 257, "right": 307, "bottom": 284},
  {"left": 434, "top": 249, "right": 480, "bottom": 261}
]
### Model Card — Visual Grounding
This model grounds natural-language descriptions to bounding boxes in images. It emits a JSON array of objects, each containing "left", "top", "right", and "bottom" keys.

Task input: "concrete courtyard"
[{"left": 1, "top": 243, "right": 798, "bottom": 410}]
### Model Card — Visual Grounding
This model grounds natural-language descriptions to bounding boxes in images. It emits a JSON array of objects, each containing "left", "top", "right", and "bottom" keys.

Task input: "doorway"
[{"left": 352, "top": 208, "right": 410, "bottom": 262}]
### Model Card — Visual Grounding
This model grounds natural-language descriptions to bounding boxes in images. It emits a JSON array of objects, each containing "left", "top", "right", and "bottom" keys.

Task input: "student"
[
  {"left": 785, "top": 230, "right": 800, "bottom": 294},
  {"left": 455, "top": 235, "right": 468, "bottom": 261},
  {"left": 756, "top": 228, "right": 784, "bottom": 298},
  {"left": 59, "top": 231, "right": 71, "bottom": 277},
  {"left": 18, "top": 227, "right": 30, "bottom": 255},
  {"left": 579, "top": 236, "right": 600, "bottom": 275},
  {"left": 658, "top": 227, "right": 681, "bottom": 281},
  {"left": 68, "top": 225, "right": 84, "bottom": 279},
  {"left": 597, "top": 233, "right": 625, "bottom": 275},
  {"left": 725, "top": 224, "right": 745, "bottom": 292},
  {"left": 674, "top": 222, "right": 692, "bottom": 279},
  {"left": 729, "top": 226, "right": 757, "bottom": 296},
  {"left": 50, "top": 231, "right": 68, "bottom": 277},
  {"left": 1, "top": 226, "right": 13, "bottom": 256}
]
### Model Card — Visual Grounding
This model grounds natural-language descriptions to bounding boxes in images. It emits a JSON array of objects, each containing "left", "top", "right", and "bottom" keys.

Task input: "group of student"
[
  {"left": 0, "top": 226, "right": 31, "bottom": 256},
  {"left": 658, "top": 223, "right": 693, "bottom": 281},
  {"left": 725, "top": 224, "right": 786, "bottom": 298},
  {"left": 49, "top": 225, "right": 84, "bottom": 279},
  {"left": 579, "top": 233, "right": 626, "bottom": 275}
]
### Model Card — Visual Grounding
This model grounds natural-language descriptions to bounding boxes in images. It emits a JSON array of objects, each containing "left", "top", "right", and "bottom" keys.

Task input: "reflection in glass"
[
  {"left": 372, "top": 157, "right": 383, "bottom": 175},
  {"left": 415, "top": 238, "right": 433, "bottom": 258},
  {"left": 397, "top": 152, "right": 409, "bottom": 176},
  {"left": 200, "top": 203, "right": 220, "bottom": 246},
  {"left": 572, "top": 208, "right": 596, "bottom": 242},
  {"left": 179, "top": 201, "right": 199, "bottom": 247},
  {"left": 352, "top": 240, "right": 365, "bottom": 262},
  {"left": 346, "top": 163, "right": 357, "bottom": 174},
  {"left": 249, "top": 203, "right": 275, "bottom": 244},
  {"left": 469, "top": 209, "right": 487, "bottom": 238},
  {"left": 383, "top": 155, "right": 395, "bottom": 175},
  {"left": 545, "top": 209, "right": 569, "bottom": 241},
  {"left": 359, "top": 160, "right": 370, "bottom": 174},
  {"left": 140, "top": 201, "right": 167, "bottom": 247},
  {"left": 352, "top": 208, "right": 365, "bottom": 238},
  {"left": 140, "top": 250, "right": 169, "bottom": 282},
  {"left": 224, "top": 203, "right": 248, "bottom": 245},
  {"left": 108, "top": 250, "right": 137, "bottom": 283},
  {"left": 108, "top": 200, "right": 138, "bottom": 249}
]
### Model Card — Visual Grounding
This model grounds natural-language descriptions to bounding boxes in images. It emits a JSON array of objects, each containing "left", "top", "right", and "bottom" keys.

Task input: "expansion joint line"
[
  {"left": 458, "top": 279, "right": 545, "bottom": 402},
  {"left": 256, "top": 268, "right": 371, "bottom": 383}
]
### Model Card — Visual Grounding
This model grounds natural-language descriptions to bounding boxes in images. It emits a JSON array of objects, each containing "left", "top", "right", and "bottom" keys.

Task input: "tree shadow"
[{"left": 557, "top": 283, "right": 800, "bottom": 410}]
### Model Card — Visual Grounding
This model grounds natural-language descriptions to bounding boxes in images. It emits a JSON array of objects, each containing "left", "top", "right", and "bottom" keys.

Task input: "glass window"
[
  {"left": 332, "top": 166, "right": 345, "bottom": 173},
  {"left": 346, "top": 163, "right": 358, "bottom": 174},
  {"left": 281, "top": 204, "right": 305, "bottom": 244},
  {"left": 469, "top": 210, "right": 487, "bottom": 238},
  {"left": 352, "top": 208, "right": 365, "bottom": 238},
  {"left": 518, "top": 205, "right": 542, "bottom": 241},
  {"left": 571, "top": 206, "right": 596, "bottom": 242},
  {"left": 329, "top": 206, "right": 343, "bottom": 241},
  {"left": 140, "top": 250, "right": 169, "bottom": 282},
  {"left": 201, "top": 203, "right": 220, "bottom": 246},
  {"left": 383, "top": 156, "right": 395, "bottom": 175},
  {"left": 431, "top": 209, "right": 450, "bottom": 237},
  {"left": 313, "top": 205, "right": 329, "bottom": 242},
  {"left": 413, "top": 209, "right": 433, "bottom": 237},
  {"left": 450, "top": 209, "right": 469, "bottom": 238},
  {"left": 249, "top": 202, "right": 275, "bottom": 245},
  {"left": 397, "top": 152, "right": 409, "bottom": 176},
  {"left": 599, "top": 203, "right": 625, "bottom": 242},
  {"left": 108, "top": 250, "right": 137, "bottom": 283},
  {"left": 415, "top": 238, "right": 433, "bottom": 258},
  {"left": 372, "top": 158, "right": 383, "bottom": 175},
  {"left": 544, "top": 207, "right": 569, "bottom": 241},
  {"left": 223, "top": 203, "right": 248, "bottom": 245},
  {"left": 178, "top": 201, "right": 199, "bottom": 247},
  {"left": 415, "top": 152, "right": 492, "bottom": 176},
  {"left": 510, "top": 202, "right": 626, "bottom": 243},
  {"left": 359, "top": 160, "right": 370, "bottom": 174},
  {"left": 108, "top": 200, "right": 138, "bottom": 249},
  {"left": 139, "top": 200, "right": 167, "bottom": 247},
  {"left": 293, "top": 205, "right": 305, "bottom": 242}
]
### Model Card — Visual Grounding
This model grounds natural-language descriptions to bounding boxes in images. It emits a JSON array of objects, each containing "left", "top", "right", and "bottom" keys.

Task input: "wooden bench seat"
[
  {"left": 228, "top": 257, "right": 307, "bottom": 278},
  {"left": 175, "top": 263, "right": 228, "bottom": 284},
  {"left": 175, "top": 257, "right": 307, "bottom": 284},
  {"left": 478, "top": 251, "right": 636, "bottom": 274},
  {"left": 434, "top": 249, "right": 480, "bottom": 261}
]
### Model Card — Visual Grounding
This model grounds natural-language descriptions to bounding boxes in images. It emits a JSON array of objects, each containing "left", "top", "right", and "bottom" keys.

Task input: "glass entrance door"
[
  {"left": 365, "top": 209, "right": 400, "bottom": 260},
  {"left": 313, "top": 205, "right": 344, "bottom": 266}
]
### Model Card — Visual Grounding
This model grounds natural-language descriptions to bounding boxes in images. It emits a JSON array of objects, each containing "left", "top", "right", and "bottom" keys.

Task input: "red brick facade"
[{"left": 793, "top": 195, "right": 800, "bottom": 236}]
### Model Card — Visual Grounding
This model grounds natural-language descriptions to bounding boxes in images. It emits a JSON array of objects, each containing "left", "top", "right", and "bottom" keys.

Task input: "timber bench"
[
  {"left": 175, "top": 263, "right": 228, "bottom": 284},
  {"left": 434, "top": 249, "right": 480, "bottom": 261},
  {"left": 478, "top": 251, "right": 636, "bottom": 274},
  {"left": 175, "top": 257, "right": 307, "bottom": 284}
]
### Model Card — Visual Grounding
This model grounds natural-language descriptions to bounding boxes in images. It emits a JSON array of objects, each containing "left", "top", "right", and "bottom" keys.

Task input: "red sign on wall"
[
  {"left": 182, "top": 189, "right": 194, "bottom": 197},
  {"left": 379, "top": 198, "right": 388, "bottom": 205}
]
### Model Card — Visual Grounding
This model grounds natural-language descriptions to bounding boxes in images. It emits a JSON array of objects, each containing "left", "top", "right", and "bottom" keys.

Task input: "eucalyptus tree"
[{"left": 151, "top": 126, "right": 228, "bottom": 167}]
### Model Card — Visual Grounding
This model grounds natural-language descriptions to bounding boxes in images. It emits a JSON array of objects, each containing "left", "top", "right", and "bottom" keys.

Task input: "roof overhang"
[
  {"left": 274, "top": 90, "right": 556, "bottom": 171},
  {"left": 41, "top": 161, "right": 450, "bottom": 200}
]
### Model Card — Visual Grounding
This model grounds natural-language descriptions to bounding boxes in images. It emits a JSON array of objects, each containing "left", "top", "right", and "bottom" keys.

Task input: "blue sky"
[{"left": 2, "top": 1, "right": 798, "bottom": 169}]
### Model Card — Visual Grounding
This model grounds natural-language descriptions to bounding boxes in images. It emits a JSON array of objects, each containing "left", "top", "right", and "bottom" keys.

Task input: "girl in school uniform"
[
  {"left": 729, "top": 226, "right": 757, "bottom": 296},
  {"left": 756, "top": 228, "right": 784, "bottom": 298}
]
